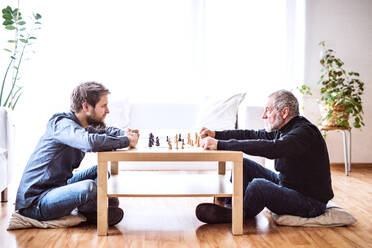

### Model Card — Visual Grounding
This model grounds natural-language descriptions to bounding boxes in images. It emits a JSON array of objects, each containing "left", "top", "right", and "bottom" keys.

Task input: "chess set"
[{"left": 147, "top": 132, "right": 201, "bottom": 150}]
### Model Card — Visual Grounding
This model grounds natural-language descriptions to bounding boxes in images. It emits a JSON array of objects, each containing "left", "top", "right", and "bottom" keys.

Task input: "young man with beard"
[
  {"left": 196, "top": 89, "right": 334, "bottom": 224},
  {"left": 15, "top": 82, "right": 139, "bottom": 226}
]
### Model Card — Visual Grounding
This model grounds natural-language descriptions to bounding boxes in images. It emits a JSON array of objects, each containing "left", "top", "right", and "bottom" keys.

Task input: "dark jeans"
[
  {"left": 20, "top": 165, "right": 100, "bottom": 221},
  {"left": 231, "top": 158, "right": 326, "bottom": 218}
]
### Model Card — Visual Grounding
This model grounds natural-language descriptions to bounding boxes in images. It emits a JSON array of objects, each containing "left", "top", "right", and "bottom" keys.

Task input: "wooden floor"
[{"left": 1, "top": 165, "right": 372, "bottom": 248}]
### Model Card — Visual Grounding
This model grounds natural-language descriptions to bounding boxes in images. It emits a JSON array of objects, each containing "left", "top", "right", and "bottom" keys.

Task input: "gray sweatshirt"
[{"left": 15, "top": 111, "right": 129, "bottom": 210}]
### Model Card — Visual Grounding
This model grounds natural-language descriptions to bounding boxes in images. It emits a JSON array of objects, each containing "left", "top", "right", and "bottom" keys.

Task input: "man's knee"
[
  {"left": 80, "top": 179, "right": 97, "bottom": 197},
  {"left": 243, "top": 157, "right": 259, "bottom": 167},
  {"left": 245, "top": 178, "right": 271, "bottom": 196},
  {"left": 243, "top": 158, "right": 265, "bottom": 175}
]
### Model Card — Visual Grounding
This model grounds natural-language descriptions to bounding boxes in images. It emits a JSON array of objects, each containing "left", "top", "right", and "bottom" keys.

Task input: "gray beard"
[{"left": 264, "top": 116, "right": 284, "bottom": 132}]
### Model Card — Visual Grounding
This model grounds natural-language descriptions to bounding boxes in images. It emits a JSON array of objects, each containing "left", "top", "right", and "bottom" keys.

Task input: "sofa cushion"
[
  {"left": 271, "top": 201, "right": 357, "bottom": 227},
  {"left": 195, "top": 93, "right": 246, "bottom": 131}
]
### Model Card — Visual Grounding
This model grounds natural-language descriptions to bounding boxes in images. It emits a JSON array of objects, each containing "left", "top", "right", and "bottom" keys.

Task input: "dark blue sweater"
[
  {"left": 16, "top": 111, "right": 130, "bottom": 210},
  {"left": 216, "top": 116, "right": 334, "bottom": 203}
]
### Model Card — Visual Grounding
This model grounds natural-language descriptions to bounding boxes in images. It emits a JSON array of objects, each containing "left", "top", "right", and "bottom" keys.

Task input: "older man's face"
[{"left": 262, "top": 96, "right": 285, "bottom": 132}]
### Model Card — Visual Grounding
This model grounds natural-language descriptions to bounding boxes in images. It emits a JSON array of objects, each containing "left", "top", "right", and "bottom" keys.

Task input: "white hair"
[{"left": 269, "top": 89, "right": 299, "bottom": 117}]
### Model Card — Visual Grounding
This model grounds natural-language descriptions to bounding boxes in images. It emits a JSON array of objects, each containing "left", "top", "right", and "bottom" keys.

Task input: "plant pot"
[
  {"left": 319, "top": 104, "right": 350, "bottom": 128},
  {"left": 0, "top": 107, "right": 16, "bottom": 200}
]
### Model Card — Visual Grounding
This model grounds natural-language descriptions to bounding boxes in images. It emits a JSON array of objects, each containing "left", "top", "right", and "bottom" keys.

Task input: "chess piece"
[
  {"left": 149, "top": 133, "right": 154, "bottom": 147},
  {"left": 178, "top": 133, "right": 182, "bottom": 142},
  {"left": 166, "top": 136, "right": 169, "bottom": 142},
  {"left": 187, "top": 133, "right": 191, "bottom": 145},
  {"left": 156, "top": 136, "right": 160, "bottom": 146},
  {"left": 197, "top": 136, "right": 200, "bottom": 147},
  {"left": 168, "top": 140, "right": 172, "bottom": 150},
  {"left": 175, "top": 134, "right": 178, "bottom": 143},
  {"left": 182, "top": 139, "right": 185, "bottom": 149}
]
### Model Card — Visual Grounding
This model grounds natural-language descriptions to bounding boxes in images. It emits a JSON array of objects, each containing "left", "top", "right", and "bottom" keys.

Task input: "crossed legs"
[{"left": 196, "top": 158, "right": 326, "bottom": 224}]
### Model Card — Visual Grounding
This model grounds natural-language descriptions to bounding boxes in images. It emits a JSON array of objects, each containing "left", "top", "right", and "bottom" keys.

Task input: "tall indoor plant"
[
  {"left": 1, "top": 4, "right": 41, "bottom": 201},
  {"left": 1, "top": 5, "right": 42, "bottom": 110},
  {"left": 299, "top": 42, "right": 365, "bottom": 129}
]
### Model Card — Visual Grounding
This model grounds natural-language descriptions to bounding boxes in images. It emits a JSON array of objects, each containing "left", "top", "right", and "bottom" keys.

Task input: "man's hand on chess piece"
[
  {"left": 200, "top": 127, "right": 216, "bottom": 138},
  {"left": 126, "top": 132, "right": 139, "bottom": 148},
  {"left": 201, "top": 136, "right": 218, "bottom": 150}
]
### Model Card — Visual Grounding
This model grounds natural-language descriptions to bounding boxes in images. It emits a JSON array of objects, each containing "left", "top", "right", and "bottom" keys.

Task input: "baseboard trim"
[{"left": 331, "top": 162, "right": 372, "bottom": 167}]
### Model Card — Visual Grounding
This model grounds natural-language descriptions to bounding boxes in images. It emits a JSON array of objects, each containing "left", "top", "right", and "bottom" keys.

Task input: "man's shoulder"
[
  {"left": 48, "top": 111, "right": 79, "bottom": 127},
  {"left": 291, "top": 116, "right": 320, "bottom": 135}
]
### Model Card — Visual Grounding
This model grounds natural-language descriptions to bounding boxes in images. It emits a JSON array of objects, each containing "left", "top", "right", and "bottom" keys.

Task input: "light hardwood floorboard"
[{"left": 1, "top": 165, "right": 372, "bottom": 248}]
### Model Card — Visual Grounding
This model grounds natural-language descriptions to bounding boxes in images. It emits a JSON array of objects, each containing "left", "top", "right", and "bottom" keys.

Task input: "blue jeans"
[
  {"left": 20, "top": 165, "right": 100, "bottom": 221},
  {"left": 231, "top": 158, "right": 326, "bottom": 218}
]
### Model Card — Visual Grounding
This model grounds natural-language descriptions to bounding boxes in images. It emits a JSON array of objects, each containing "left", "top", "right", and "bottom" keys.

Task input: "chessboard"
[{"left": 145, "top": 131, "right": 202, "bottom": 150}]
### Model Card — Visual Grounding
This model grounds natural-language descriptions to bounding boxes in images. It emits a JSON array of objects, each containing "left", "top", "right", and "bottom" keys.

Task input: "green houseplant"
[
  {"left": 299, "top": 42, "right": 365, "bottom": 129},
  {"left": 0, "top": 5, "right": 42, "bottom": 110}
]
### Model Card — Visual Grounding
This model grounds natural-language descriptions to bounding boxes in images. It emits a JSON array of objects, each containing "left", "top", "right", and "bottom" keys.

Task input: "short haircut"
[
  {"left": 269, "top": 89, "right": 299, "bottom": 117},
  {"left": 70, "top": 82, "right": 110, "bottom": 112}
]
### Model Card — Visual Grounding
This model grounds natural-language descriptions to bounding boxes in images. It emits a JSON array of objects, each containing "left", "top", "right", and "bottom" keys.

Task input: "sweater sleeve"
[
  {"left": 52, "top": 118, "right": 129, "bottom": 152},
  {"left": 85, "top": 126, "right": 125, "bottom": 136},
  {"left": 217, "top": 126, "right": 313, "bottom": 159},
  {"left": 105, "top": 126, "right": 125, "bottom": 136},
  {"left": 215, "top": 129, "right": 276, "bottom": 140}
]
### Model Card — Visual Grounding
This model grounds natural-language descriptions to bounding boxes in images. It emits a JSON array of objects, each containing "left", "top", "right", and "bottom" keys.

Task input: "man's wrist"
[
  {"left": 214, "top": 131, "right": 222, "bottom": 139},
  {"left": 217, "top": 140, "right": 227, "bottom": 150},
  {"left": 121, "top": 136, "right": 130, "bottom": 148}
]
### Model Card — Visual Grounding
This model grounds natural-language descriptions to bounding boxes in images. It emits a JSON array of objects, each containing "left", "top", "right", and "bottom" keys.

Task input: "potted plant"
[
  {"left": 0, "top": 5, "right": 42, "bottom": 196},
  {"left": 1, "top": 5, "right": 42, "bottom": 110},
  {"left": 299, "top": 41, "right": 365, "bottom": 129}
]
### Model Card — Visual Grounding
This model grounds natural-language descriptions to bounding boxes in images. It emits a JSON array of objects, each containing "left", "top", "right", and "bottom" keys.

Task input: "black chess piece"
[
  {"left": 156, "top": 137, "right": 160, "bottom": 146},
  {"left": 178, "top": 133, "right": 182, "bottom": 142},
  {"left": 166, "top": 136, "right": 169, "bottom": 142},
  {"left": 149, "top": 133, "right": 155, "bottom": 147}
]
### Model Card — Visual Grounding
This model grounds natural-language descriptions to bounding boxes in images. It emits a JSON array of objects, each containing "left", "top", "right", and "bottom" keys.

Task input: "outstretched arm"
[
  {"left": 215, "top": 129, "right": 277, "bottom": 141},
  {"left": 52, "top": 118, "right": 131, "bottom": 152},
  {"left": 217, "top": 127, "right": 313, "bottom": 159}
]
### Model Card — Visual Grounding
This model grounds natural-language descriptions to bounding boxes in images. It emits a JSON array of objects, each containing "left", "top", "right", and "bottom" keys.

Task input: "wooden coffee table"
[{"left": 97, "top": 147, "right": 243, "bottom": 235}]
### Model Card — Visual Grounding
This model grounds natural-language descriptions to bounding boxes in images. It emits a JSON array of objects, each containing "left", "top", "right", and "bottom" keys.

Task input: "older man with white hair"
[{"left": 196, "top": 89, "right": 334, "bottom": 224}]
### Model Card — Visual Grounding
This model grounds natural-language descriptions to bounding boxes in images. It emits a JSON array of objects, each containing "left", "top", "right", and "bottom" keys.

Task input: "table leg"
[
  {"left": 341, "top": 130, "right": 349, "bottom": 176},
  {"left": 232, "top": 159, "right": 243, "bottom": 235},
  {"left": 98, "top": 161, "right": 108, "bottom": 236},
  {"left": 348, "top": 130, "right": 352, "bottom": 172},
  {"left": 111, "top": 161, "right": 119, "bottom": 175},
  {"left": 218, "top": 161, "right": 226, "bottom": 175}
]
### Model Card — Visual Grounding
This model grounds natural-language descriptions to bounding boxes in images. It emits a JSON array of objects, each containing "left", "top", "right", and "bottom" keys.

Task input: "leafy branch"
[{"left": 1, "top": 5, "right": 42, "bottom": 110}]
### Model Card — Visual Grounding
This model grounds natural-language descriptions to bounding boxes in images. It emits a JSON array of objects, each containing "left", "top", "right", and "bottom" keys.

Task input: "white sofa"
[
  {"left": 0, "top": 107, "right": 15, "bottom": 202},
  {"left": 81, "top": 99, "right": 265, "bottom": 170}
]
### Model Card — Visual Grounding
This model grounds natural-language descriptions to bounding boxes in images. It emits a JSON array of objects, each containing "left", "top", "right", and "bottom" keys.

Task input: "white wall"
[{"left": 304, "top": 0, "right": 372, "bottom": 163}]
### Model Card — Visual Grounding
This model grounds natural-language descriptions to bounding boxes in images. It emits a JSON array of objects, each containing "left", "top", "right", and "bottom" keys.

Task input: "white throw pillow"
[
  {"left": 195, "top": 93, "right": 246, "bottom": 131},
  {"left": 271, "top": 201, "right": 357, "bottom": 227},
  {"left": 7, "top": 210, "right": 87, "bottom": 230}
]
